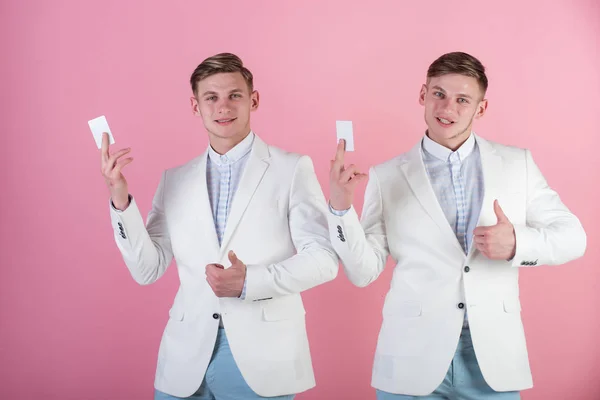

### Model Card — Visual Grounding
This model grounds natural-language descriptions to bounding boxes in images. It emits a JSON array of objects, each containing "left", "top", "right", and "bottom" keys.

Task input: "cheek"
[
  {"left": 426, "top": 104, "right": 437, "bottom": 117},
  {"left": 200, "top": 109, "right": 216, "bottom": 123},
  {"left": 200, "top": 105, "right": 215, "bottom": 117},
  {"left": 460, "top": 106, "right": 478, "bottom": 120},
  {"left": 236, "top": 106, "right": 250, "bottom": 116}
]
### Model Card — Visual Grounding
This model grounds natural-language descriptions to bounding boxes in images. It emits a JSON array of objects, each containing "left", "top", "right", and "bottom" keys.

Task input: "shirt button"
[
  {"left": 220, "top": 155, "right": 228, "bottom": 163},
  {"left": 458, "top": 303, "right": 465, "bottom": 309},
  {"left": 212, "top": 313, "right": 220, "bottom": 320},
  {"left": 464, "top": 266, "right": 470, "bottom": 273}
]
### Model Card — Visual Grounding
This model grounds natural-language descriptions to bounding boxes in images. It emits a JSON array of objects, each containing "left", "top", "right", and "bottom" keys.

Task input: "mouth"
[
  {"left": 435, "top": 117, "right": 455, "bottom": 126},
  {"left": 215, "top": 118, "right": 237, "bottom": 126}
]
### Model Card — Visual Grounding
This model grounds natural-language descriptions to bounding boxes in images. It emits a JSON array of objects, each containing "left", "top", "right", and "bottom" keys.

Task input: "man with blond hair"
[
  {"left": 101, "top": 53, "right": 338, "bottom": 399},
  {"left": 328, "top": 51, "right": 586, "bottom": 399}
]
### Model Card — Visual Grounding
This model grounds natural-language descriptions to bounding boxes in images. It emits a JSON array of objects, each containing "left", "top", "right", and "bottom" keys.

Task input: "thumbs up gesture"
[
  {"left": 473, "top": 200, "right": 516, "bottom": 260},
  {"left": 206, "top": 251, "right": 247, "bottom": 298}
]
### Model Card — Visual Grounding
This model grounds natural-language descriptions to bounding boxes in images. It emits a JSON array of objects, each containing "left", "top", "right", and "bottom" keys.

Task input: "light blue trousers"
[
  {"left": 376, "top": 327, "right": 520, "bottom": 400},
  {"left": 154, "top": 328, "right": 295, "bottom": 400}
]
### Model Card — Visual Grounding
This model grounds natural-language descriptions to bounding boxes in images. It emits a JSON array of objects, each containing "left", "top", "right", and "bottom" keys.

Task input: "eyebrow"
[
  {"left": 431, "top": 85, "right": 473, "bottom": 99},
  {"left": 201, "top": 88, "right": 244, "bottom": 97}
]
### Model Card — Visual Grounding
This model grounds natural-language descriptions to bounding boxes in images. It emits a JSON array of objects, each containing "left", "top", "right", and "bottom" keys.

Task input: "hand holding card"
[
  {"left": 88, "top": 115, "right": 115, "bottom": 149},
  {"left": 329, "top": 122, "right": 367, "bottom": 211},
  {"left": 94, "top": 117, "right": 132, "bottom": 210},
  {"left": 336, "top": 120, "right": 354, "bottom": 151}
]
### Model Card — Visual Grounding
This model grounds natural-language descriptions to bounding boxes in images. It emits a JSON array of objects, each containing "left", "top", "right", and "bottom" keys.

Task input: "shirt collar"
[
  {"left": 422, "top": 131, "right": 476, "bottom": 163},
  {"left": 208, "top": 131, "right": 254, "bottom": 166}
]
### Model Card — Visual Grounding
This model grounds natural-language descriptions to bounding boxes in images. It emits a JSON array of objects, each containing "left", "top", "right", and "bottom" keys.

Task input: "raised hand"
[
  {"left": 473, "top": 200, "right": 516, "bottom": 260},
  {"left": 100, "top": 132, "right": 133, "bottom": 210},
  {"left": 206, "top": 251, "right": 247, "bottom": 298},
  {"left": 329, "top": 139, "right": 367, "bottom": 211}
]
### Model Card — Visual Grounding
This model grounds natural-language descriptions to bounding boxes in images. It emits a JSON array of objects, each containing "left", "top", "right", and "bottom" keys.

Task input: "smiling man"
[
  {"left": 100, "top": 53, "right": 339, "bottom": 399},
  {"left": 327, "top": 52, "right": 586, "bottom": 399}
]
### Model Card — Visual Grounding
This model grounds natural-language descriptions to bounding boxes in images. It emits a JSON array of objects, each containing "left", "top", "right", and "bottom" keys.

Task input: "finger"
[
  {"left": 331, "top": 160, "right": 345, "bottom": 180},
  {"left": 345, "top": 172, "right": 368, "bottom": 191},
  {"left": 494, "top": 200, "right": 509, "bottom": 224},
  {"left": 475, "top": 243, "right": 489, "bottom": 257},
  {"left": 481, "top": 242, "right": 493, "bottom": 253},
  {"left": 474, "top": 236, "right": 486, "bottom": 245},
  {"left": 473, "top": 227, "right": 486, "bottom": 237},
  {"left": 206, "top": 269, "right": 223, "bottom": 285},
  {"left": 329, "top": 160, "right": 337, "bottom": 173},
  {"left": 339, "top": 164, "right": 359, "bottom": 183},
  {"left": 113, "top": 157, "right": 134, "bottom": 175},
  {"left": 334, "top": 139, "right": 346, "bottom": 164},
  {"left": 205, "top": 276, "right": 216, "bottom": 291},
  {"left": 205, "top": 264, "right": 215, "bottom": 276},
  {"left": 101, "top": 133, "right": 110, "bottom": 163},
  {"left": 206, "top": 264, "right": 223, "bottom": 275},
  {"left": 107, "top": 148, "right": 132, "bottom": 170},
  {"left": 228, "top": 250, "right": 239, "bottom": 265},
  {"left": 348, "top": 172, "right": 368, "bottom": 186}
]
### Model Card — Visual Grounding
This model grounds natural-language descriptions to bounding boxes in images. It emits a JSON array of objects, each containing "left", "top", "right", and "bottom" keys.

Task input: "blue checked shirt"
[
  {"left": 207, "top": 131, "right": 254, "bottom": 302},
  {"left": 421, "top": 133, "right": 484, "bottom": 255},
  {"left": 422, "top": 133, "right": 484, "bottom": 328}
]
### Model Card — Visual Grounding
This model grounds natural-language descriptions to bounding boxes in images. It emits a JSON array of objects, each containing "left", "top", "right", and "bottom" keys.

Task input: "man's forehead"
[
  {"left": 428, "top": 75, "right": 482, "bottom": 95},
  {"left": 198, "top": 73, "right": 246, "bottom": 89}
]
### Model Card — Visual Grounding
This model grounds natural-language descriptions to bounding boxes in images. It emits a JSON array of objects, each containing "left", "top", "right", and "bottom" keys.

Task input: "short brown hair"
[
  {"left": 190, "top": 53, "right": 254, "bottom": 95},
  {"left": 427, "top": 52, "right": 488, "bottom": 94}
]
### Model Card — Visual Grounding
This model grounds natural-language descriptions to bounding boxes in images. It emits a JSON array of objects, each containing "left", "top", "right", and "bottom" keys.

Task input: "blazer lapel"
[
  {"left": 219, "top": 136, "right": 270, "bottom": 256},
  {"left": 466, "top": 135, "right": 505, "bottom": 259},
  {"left": 401, "top": 141, "right": 464, "bottom": 253},
  {"left": 188, "top": 151, "right": 220, "bottom": 256}
]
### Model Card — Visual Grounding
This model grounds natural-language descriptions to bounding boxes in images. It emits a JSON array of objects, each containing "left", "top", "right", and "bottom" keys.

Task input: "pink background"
[{"left": 2, "top": 0, "right": 599, "bottom": 399}]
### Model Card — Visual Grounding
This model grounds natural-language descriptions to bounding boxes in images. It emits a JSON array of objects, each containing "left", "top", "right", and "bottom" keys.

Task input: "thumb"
[
  {"left": 494, "top": 200, "right": 509, "bottom": 224},
  {"left": 228, "top": 250, "right": 239, "bottom": 266}
]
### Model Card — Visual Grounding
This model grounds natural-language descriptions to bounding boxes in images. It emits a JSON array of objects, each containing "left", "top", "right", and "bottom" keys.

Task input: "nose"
[
  {"left": 439, "top": 97, "right": 457, "bottom": 114},
  {"left": 217, "top": 98, "right": 232, "bottom": 115}
]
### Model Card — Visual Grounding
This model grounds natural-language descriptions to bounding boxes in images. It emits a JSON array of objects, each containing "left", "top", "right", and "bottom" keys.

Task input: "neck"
[
  {"left": 427, "top": 129, "right": 471, "bottom": 152},
  {"left": 209, "top": 130, "right": 251, "bottom": 155}
]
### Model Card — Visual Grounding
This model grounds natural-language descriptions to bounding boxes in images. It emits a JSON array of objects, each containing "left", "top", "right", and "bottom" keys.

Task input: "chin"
[
  {"left": 427, "top": 128, "right": 450, "bottom": 140},
  {"left": 211, "top": 126, "right": 239, "bottom": 138},
  {"left": 431, "top": 127, "right": 467, "bottom": 141}
]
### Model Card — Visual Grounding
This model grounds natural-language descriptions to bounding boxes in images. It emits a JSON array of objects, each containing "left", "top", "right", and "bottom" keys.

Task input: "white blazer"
[
  {"left": 328, "top": 135, "right": 586, "bottom": 395},
  {"left": 109, "top": 135, "right": 339, "bottom": 397}
]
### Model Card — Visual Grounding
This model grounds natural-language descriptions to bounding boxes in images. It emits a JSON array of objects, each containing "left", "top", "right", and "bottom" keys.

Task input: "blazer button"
[
  {"left": 212, "top": 313, "right": 220, "bottom": 320},
  {"left": 458, "top": 303, "right": 465, "bottom": 309},
  {"left": 464, "top": 266, "right": 470, "bottom": 273}
]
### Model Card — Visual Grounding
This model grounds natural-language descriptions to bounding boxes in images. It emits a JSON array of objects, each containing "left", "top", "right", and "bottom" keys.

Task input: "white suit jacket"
[
  {"left": 109, "top": 135, "right": 339, "bottom": 397},
  {"left": 329, "top": 135, "right": 586, "bottom": 395}
]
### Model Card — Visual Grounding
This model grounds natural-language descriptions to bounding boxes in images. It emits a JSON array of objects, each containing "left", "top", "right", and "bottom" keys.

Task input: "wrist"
[
  {"left": 329, "top": 199, "right": 351, "bottom": 211},
  {"left": 111, "top": 194, "right": 131, "bottom": 211}
]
